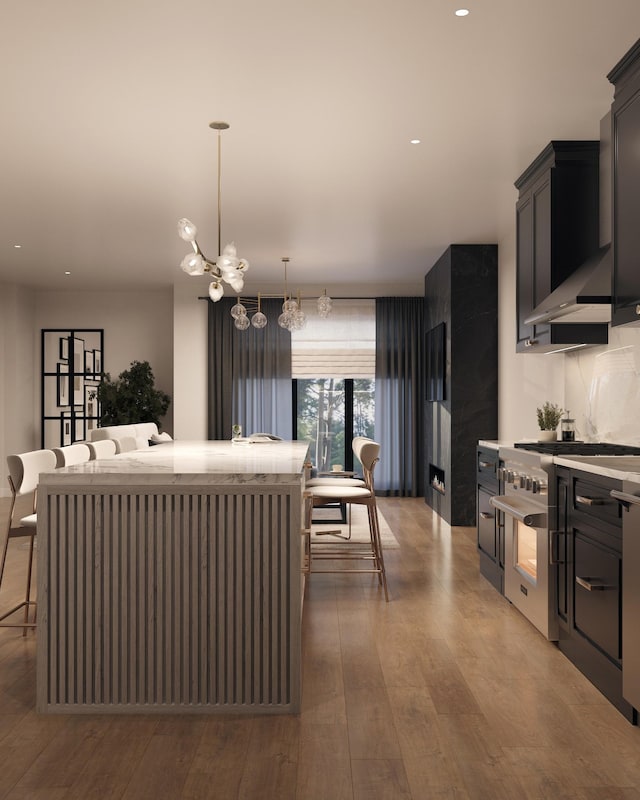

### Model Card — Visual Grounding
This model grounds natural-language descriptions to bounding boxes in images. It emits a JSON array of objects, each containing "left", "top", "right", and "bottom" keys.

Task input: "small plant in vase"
[{"left": 536, "top": 402, "right": 564, "bottom": 441}]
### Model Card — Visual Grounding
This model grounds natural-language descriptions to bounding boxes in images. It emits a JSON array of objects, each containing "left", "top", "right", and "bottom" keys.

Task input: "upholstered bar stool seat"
[
  {"left": 309, "top": 485, "right": 371, "bottom": 502},
  {"left": 305, "top": 477, "right": 365, "bottom": 488}
]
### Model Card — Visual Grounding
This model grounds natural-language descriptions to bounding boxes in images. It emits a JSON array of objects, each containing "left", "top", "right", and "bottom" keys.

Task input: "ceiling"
[{"left": 1, "top": 0, "right": 639, "bottom": 296}]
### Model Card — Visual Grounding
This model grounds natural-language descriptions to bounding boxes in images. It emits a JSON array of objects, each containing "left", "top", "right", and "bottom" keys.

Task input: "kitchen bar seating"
[
  {"left": 2, "top": 449, "right": 57, "bottom": 632},
  {"left": 87, "top": 439, "right": 117, "bottom": 459},
  {"left": 52, "top": 442, "right": 91, "bottom": 467},
  {"left": 305, "top": 437, "right": 389, "bottom": 601}
]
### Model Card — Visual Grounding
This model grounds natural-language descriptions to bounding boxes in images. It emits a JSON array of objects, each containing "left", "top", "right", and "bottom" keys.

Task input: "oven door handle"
[{"left": 489, "top": 495, "right": 547, "bottom": 528}]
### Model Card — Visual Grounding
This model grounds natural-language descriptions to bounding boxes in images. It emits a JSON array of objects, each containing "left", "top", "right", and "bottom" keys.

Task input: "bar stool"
[
  {"left": 2, "top": 449, "right": 57, "bottom": 632},
  {"left": 113, "top": 436, "right": 137, "bottom": 453},
  {"left": 52, "top": 442, "right": 91, "bottom": 467},
  {"left": 87, "top": 439, "right": 117, "bottom": 459},
  {"left": 305, "top": 437, "right": 389, "bottom": 601}
]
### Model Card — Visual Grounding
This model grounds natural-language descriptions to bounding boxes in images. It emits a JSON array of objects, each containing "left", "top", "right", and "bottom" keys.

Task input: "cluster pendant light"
[
  {"left": 178, "top": 122, "right": 332, "bottom": 331},
  {"left": 177, "top": 122, "right": 249, "bottom": 303},
  {"left": 228, "top": 258, "right": 333, "bottom": 331}
]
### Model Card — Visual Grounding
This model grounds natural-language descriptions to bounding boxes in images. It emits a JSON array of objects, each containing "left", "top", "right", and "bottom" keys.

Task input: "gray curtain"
[
  {"left": 208, "top": 298, "right": 292, "bottom": 440},
  {"left": 375, "top": 297, "right": 424, "bottom": 496}
]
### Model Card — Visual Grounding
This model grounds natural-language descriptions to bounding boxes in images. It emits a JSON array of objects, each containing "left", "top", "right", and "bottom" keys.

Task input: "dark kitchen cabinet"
[
  {"left": 608, "top": 38, "right": 640, "bottom": 327},
  {"left": 476, "top": 446, "right": 503, "bottom": 594},
  {"left": 554, "top": 466, "right": 636, "bottom": 723},
  {"left": 514, "top": 141, "right": 608, "bottom": 352}
]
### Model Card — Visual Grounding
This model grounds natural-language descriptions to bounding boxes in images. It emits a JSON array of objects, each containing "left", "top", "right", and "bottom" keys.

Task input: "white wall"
[
  {"left": 1, "top": 283, "right": 176, "bottom": 493},
  {"left": 173, "top": 281, "right": 208, "bottom": 440},
  {"left": 0, "top": 283, "right": 37, "bottom": 496},
  {"left": 33, "top": 288, "right": 174, "bottom": 434}
]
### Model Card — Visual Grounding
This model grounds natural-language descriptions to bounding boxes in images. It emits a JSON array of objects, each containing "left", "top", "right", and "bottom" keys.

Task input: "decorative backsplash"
[{"left": 566, "top": 327, "right": 640, "bottom": 445}]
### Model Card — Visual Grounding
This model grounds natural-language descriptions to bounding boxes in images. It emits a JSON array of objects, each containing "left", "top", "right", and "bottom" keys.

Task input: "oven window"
[{"left": 515, "top": 520, "right": 537, "bottom": 582}]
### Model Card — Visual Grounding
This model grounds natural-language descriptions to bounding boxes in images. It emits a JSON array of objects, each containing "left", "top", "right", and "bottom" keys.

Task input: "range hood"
[{"left": 524, "top": 244, "right": 612, "bottom": 326}]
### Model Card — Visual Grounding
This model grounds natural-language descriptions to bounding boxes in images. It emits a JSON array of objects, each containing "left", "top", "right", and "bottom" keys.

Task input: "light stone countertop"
[
  {"left": 554, "top": 455, "right": 640, "bottom": 485},
  {"left": 39, "top": 440, "right": 310, "bottom": 487},
  {"left": 478, "top": 440, "right": 514, "bottom": 450}
]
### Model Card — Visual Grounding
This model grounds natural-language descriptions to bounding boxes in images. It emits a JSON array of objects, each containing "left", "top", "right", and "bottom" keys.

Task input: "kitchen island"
[{"left": 36, "top": 440, "right": 309, "bottom": 715}]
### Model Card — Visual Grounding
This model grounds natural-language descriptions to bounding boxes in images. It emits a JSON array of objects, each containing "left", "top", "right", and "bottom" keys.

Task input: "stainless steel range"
[
  {"left": 492, "top": 447, "right": 557, "bottom": 639},
  {"left": 491, "top": 441, "right": 640, "bottom": 641}
]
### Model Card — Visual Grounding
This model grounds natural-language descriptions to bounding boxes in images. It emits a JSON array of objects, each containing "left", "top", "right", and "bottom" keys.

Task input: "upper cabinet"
[
  {"left": 608, "top": 38, "right": 640, "bottom": 327},
  {"left": 514, "top": 141, "right": 608, "bottom": 353}
]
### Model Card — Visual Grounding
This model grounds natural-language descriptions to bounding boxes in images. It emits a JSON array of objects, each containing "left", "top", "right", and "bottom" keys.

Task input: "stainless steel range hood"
[{"left": 524, "top": 244, "right": 612, "bottom": 326}]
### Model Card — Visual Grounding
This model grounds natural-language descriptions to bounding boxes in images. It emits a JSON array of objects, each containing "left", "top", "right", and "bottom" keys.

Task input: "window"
[{"left": 292, "top": 300, "right": 375, "bottom": 470}]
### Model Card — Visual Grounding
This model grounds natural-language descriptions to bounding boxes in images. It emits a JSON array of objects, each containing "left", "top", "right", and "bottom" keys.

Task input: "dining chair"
[
  {"left": 52, "top": 442, "right": 92, "bottom": 467},
  {"left": 305, "top": 437, "right": 389, "bottom": 601},
  {"left": 2, "top": 449, "right": 57, "bottom": 632},
  {"left": 87, "top": 439, "right": 117, "bottom": 459}
]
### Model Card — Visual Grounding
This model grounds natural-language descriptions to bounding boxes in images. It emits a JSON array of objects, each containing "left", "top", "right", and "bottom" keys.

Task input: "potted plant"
[
  {"left": 536, "top": 401, "right": 564, "bottom": 441},
  {"left": 97, "top": 360, "right": 171, "bottom": 428}
]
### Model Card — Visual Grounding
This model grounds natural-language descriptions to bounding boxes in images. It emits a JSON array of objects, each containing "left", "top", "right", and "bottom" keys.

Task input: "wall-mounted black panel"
[{"left": 424, "top": 245, "right": 498, "bottom": 526}]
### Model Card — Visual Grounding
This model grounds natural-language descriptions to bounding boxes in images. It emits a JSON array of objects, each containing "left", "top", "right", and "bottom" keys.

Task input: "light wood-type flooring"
[{"left": 0, "top": 495, "right": 639, "bottom": 799}]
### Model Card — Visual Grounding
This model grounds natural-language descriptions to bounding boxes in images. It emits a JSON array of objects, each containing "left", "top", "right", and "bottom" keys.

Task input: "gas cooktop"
[{"left": 514, "top": 442, "right": 640, "bottom": 456}]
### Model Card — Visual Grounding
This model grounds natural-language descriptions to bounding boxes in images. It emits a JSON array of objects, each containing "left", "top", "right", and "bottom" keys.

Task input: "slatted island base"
[{"left": 36, "top": 440, "right": 309, "bottom": 715}]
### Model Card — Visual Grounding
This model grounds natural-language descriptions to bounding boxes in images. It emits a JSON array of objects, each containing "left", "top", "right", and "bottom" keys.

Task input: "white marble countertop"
[
  {"left": 39, "top": 440, "right": 310, "bottom": 487},
  {"left": 554, "top": 455, "right": 640, "bottom": 484},
  {"left": 478, "top": 440, "right": 513, "bottom": 450}
]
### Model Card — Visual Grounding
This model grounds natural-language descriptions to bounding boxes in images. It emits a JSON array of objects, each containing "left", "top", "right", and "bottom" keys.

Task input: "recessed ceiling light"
[
  {"left": 410, "top": 139, "right": 421, "bottom": 145},
  {"left": 13, "top": 244, "right": 22, "bottom": 249},
  {"left": 64, "top": 271, "right": 71, "bottom": 276},
  {"left": 455, "top": 8, "right": 470, "bottom": 16}
]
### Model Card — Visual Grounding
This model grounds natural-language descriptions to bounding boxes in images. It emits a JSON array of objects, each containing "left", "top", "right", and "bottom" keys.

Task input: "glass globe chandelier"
[
  {"left": 177, "top": 121, "right": 249, "bottom": 303},
  {"left": 228, "top": 258, "right": 333, "bottom": 331},
  {"left": 178, "top": 123, "right": 332, "bottom": 331}
]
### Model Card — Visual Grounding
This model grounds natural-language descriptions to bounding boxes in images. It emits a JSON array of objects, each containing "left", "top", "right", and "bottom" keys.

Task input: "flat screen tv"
[{"left": 425, "top": 322, "right": 445, "bottom": 402}]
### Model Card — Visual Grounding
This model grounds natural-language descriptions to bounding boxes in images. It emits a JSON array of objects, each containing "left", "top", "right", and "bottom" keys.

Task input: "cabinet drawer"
[
  {"left": 477, "top": 488, "right": 497, "bottom": 559},
  {"left": 572, "top": 475, "right": 623, "bottom": 531},
  {"left": 574, "top": 534, "right": 621, "bottom": 664},
  {"left": 477, "top": 448, "right": 498, "bottom": 490}
]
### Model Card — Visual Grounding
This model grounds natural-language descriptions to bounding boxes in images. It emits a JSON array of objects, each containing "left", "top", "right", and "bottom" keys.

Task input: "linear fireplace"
[{"left": 429, "top": 464, "right": 446, "bottom": 495}]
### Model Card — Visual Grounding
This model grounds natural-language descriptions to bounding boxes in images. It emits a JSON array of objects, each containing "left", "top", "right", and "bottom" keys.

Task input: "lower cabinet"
[
  {"left": 554, "top": 466, "right": 636, "bottom": 723},
  {"left": 477, "top": 447, "right": 504, "bottom": 593}
]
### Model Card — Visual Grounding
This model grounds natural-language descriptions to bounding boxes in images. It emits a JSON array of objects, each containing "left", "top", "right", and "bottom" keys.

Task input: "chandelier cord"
[{"left": 216, "top": 127, "right": 222, "bottom": 259}]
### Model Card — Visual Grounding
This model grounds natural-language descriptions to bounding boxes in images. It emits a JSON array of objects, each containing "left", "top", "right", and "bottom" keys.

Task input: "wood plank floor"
[{"left": 0, "top": 495, "right": 639, "bottom": 799}]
